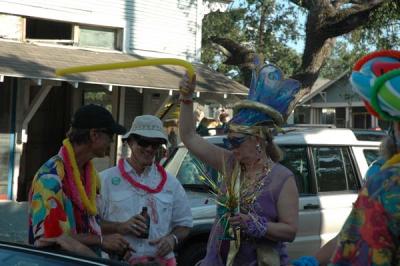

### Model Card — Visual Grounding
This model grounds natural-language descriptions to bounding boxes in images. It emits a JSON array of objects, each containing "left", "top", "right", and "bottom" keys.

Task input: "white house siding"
[
  {"left": 125, "top": 0, "right": 200, "bottom": 60},
  {"left": 0, "top": 0, "right": 201, "bottom": 60},
  {"left": 0, "top": 0, "right": 126, "bottom": 27}
]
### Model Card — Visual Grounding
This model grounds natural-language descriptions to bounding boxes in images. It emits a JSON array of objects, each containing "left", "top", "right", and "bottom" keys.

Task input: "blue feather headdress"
[{"left": 229, "top": 57, "right": 301, "bottom": 135}]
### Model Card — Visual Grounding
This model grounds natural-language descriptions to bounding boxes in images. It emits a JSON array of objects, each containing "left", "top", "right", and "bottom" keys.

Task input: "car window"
[
  {"left": 176, "top": 151, "right": 218, "bottom": 185},
  {"left": 312, "top": 146, "right": 358, "bottom": 192},
  {"left": 280, "top": 146, "right": 313, "bottom": 195},
  {"left": 363, "top": 149, "right": 380, "bottom": 166},
  {"left": 352, "top": 130, "right": 387, "bottom": 141}
]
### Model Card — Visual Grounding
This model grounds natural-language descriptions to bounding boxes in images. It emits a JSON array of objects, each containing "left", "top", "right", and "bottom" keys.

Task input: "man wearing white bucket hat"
[{"left": 98, "top": 115, "right": 192, "bottom": 266}]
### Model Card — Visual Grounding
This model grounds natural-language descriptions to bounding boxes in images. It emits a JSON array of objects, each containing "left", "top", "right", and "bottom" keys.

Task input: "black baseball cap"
[{"left": 71, "top": 104, "right": 126, "bottom": 135}]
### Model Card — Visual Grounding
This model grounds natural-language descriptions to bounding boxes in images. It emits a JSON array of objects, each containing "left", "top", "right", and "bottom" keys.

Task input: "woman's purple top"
[{"left": 200, "top": 163, "right": 294, "bottom": 266}]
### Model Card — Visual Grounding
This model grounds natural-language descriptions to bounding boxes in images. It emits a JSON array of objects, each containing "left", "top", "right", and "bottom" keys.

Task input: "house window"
[
  {"left": 295, "top": 113, "right": 305, "bottom": 124},
  {"left": 78, "top": 26, "right": 122, "bottom": 50},
  {"left": 320, "top": 108, "right": 335, "bottom": 124},
  {"left": 352, "top": 107, "right": 371, "bottom": 129},
  {"left": 24, "top": 18, "right": 122, "bottom": 50},
  {"left": 335, "top": 107, "right": 346, "bottom": 128},
  {"left": 26, "top": 18, "right": 73, "bottom": 43}
]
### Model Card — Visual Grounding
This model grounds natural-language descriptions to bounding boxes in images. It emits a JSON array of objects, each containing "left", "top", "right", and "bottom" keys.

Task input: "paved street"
[{"left": 0, "top": 201, "right": 28, "bottom": 244}]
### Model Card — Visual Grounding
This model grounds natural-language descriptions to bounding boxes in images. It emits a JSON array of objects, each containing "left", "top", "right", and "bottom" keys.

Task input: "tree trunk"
[{"left": 257, "top": 3, "right": 267, "bottom": 54}]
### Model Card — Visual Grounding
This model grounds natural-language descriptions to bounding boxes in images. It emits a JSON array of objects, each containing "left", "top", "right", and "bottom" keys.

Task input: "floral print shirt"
[
  {"left": 28, "top": 152, "right": 101, "bottom": 246},
  {"left": 330, "top": 159, "right": 400, "bottom": 265}
]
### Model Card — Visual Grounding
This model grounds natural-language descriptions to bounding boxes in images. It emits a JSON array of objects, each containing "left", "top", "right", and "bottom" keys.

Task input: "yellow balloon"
[{"left": 55, "top": 58, "right": 195, "bottom": 79}]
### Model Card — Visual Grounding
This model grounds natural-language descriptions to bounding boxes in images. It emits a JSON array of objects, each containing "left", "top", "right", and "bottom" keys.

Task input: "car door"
[
  {"left": 279, "top": 145, "right": 322, "bottom": 259},
  {"left": 310, "top": 146, "right": 359, "bottom": 247}
]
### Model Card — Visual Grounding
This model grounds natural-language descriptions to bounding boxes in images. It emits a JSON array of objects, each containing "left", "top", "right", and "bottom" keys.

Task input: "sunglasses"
[
  {"left": 223, "top": 135, "right": 250, "bottom": 150},
  {"left": 135, "top": 137, "right": 164, "bottom": 149}
]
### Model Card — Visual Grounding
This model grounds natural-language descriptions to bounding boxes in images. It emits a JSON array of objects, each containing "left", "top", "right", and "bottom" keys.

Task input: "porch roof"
[{"left": 0, "top": 40, "right": 248, "bottom": 95}]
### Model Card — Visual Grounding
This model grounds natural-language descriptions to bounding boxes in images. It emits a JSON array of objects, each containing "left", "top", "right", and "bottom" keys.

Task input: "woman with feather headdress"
[{"left": 178, "top": 56, "right": 300, "bottom": 266}]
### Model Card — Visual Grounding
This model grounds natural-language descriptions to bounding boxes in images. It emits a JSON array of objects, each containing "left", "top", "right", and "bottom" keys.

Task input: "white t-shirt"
[{"left": 98, "top": 159, "right": 193, "bottom": 259}]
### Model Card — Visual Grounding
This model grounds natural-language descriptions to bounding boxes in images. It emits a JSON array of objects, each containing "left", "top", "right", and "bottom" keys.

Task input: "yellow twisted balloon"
[{"left": 55, "top": 58, "right": 195, "bottom": 93}]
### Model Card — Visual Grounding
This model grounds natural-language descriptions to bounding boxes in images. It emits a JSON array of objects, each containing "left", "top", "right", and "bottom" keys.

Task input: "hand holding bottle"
[{"left": 119, "top": 210, "right": 148, "bottom": 237}]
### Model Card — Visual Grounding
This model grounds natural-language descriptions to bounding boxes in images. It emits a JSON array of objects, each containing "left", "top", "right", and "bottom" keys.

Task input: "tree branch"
[
  {"left": 320, "top": 0, "right": 385, "bottom": 38},
  {"left": 211, "top": 43, "right": 232, "bottom": 58},
  {"left": 210, "top": 37, "right": 256, "bottom": 67}
]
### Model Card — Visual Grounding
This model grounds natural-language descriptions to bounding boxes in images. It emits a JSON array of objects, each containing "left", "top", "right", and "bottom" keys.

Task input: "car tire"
[{"left": 178, "top": 242, "right": 207, "bottom": 266}]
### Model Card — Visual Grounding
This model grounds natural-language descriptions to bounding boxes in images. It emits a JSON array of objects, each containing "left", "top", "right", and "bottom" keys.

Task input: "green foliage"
[
  {"left": 201, "top": 0, "right": 302, "bottom": 83},
  {"left": 347, "top": 1, "right": 400, "bottom": 51},
  {"left": 201, "top": 8, "right": 246, "bottom": 73},
  {"left": 263, "top": 39, "right": 301, "bottom": 76},
  {"left": 202, "top": 0, "right": 400, "bottom": 84},
  {"left": 319, "top": 40, "right": 365, "bottom": 79},
  {"left": 83, "top": 91, "right": 112, "bottom": 112},
  {"left": 321, "top": 1, "right": 400, "bottom": 79}
]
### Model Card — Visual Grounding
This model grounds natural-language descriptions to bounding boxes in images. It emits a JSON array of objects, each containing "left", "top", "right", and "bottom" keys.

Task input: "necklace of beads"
[
  {"left": 240, "top": 157, "right": 274, "bottom": 207},
  {"left": 61, "top": 138, "right": 99, "bottom": 215}
]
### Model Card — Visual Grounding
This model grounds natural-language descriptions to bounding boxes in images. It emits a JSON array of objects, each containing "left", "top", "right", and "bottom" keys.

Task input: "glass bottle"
[{"left": 139, "top": 206, "right": 150, "bottom": 239}]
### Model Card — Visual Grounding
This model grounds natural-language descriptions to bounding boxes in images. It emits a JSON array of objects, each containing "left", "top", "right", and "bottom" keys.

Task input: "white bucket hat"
[{"left": 122, "top": 115, "right": 168, "bottom": 143}]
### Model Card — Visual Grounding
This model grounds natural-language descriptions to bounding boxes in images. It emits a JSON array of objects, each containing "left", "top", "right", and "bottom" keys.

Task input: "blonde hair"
[{"left": 263, "top": 129, "right": 282, "bottom": 162}]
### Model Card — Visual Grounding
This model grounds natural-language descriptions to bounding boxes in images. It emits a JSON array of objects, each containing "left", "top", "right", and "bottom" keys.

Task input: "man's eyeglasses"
[
  {"left": 136, "top": 137, "right": 164, "bottom": 149},
  {"left": 223, "top": 135, "right": 250, "bottom": 150}
]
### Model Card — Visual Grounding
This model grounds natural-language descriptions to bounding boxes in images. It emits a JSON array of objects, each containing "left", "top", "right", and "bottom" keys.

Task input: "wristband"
[
  {"left": 245, "top": 216, "right": 268, "bottom": 238},
  {"left": 170, "top": 233, "right": 179, "bottom": 246}
]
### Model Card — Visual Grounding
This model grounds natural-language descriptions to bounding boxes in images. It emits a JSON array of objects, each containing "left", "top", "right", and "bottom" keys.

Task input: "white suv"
[{"left": 164, "top": 128, "right": 383, "bottom": 266}]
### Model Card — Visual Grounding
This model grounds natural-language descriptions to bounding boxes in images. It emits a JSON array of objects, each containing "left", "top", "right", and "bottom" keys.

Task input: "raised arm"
[{"left": 178, "top": 73, "right": 231, "bottom": 172}]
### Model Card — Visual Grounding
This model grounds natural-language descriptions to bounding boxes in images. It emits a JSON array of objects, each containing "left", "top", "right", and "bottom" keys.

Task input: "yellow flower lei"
[
  {"left": 63, "top": 138, "right": 99, "bottom": 215},
  {"left": 382, "top": 153, "right": 400, "bottom": 170}
]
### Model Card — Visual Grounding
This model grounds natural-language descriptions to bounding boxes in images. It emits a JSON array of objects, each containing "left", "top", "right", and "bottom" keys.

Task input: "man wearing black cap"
[{"left": 28, "top": 104, "right": 131, "bottom": 258}]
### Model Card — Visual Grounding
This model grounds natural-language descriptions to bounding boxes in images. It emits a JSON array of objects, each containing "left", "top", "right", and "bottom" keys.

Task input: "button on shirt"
[{"left": 98, "top": 159, "right": 193, "bottom": 259}]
